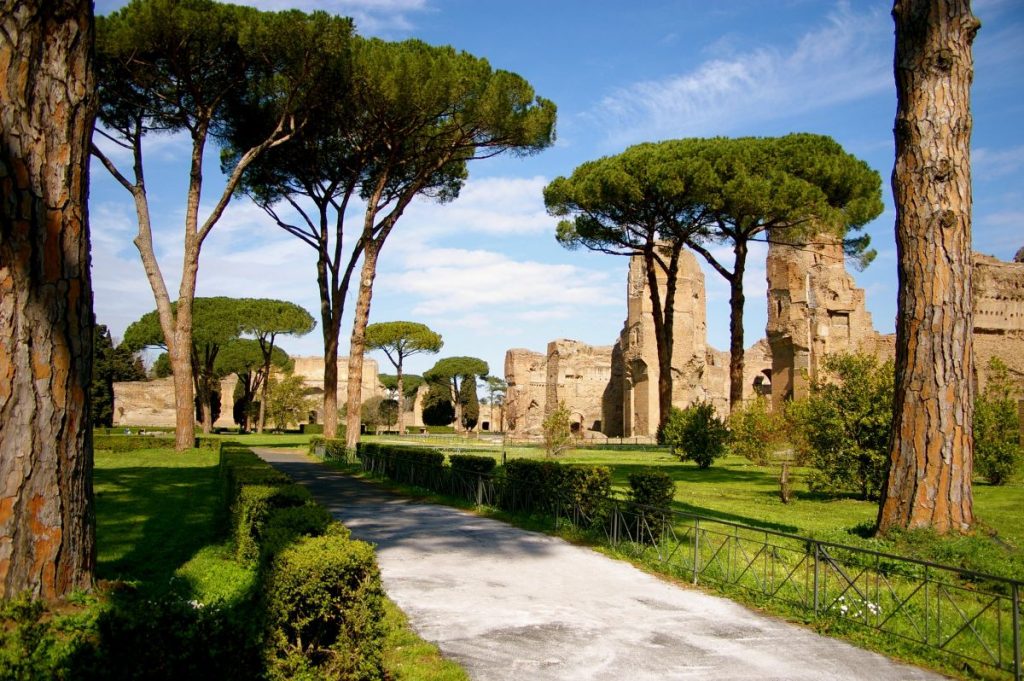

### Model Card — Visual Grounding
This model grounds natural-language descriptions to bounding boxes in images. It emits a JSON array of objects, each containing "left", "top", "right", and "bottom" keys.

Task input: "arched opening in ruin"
[
  {"left": 753, "top": 369, "right": 772, "bottom": 397},
  {"left": 481, "top": 421, "right": 490, "bottom": 431}
]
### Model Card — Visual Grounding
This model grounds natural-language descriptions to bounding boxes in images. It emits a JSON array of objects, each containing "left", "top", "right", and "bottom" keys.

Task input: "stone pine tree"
[
  {"left": 877, "top": 0, "right": 980, "bottom": 534},
  {"left": 0, "top": 0, "right": 96, "bottom": 599},
  {"left": 123, "top": 298, "right": 244, "bottom": 433},
  {"left": 679, "top": 135, "right": 882, "bottom": 412},
  {"left": 239, "top": 299, "right": 314, "bottom": 434},
  {"left": 425, "top": 357, "right": 489, "bottom": 434},
  {"left": 545, "top": 141, "right": 718, "bottom": 432},
  {"left": 339, "top": 39, "right": 556, "bottom": 451},
  {"left": 92, "top": 1, "right": 347, "bottom": 450},
  {"left": 366, "top": 322, "right": 443, "bottom": 434}
]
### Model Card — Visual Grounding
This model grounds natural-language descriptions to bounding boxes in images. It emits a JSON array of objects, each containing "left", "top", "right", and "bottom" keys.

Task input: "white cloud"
[
  {"left": 973, "top": 145, "right": 1024, "bottom": 179},
  {"left": 232, "top": 0, "right": 429, "bottom": 35},
  {"left": 381, "top": 246, "right": 618, "bottom": 319},
  {"left": 593, "top": 4, "right": 891, "bottom": 145}
]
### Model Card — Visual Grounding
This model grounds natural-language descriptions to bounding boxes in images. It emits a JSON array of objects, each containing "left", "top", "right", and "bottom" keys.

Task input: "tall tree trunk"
[
  {"left": 396, "top": 364, "right": 405, "bottom": 435},
  {"left": 0, "top": 0, "right": 96, "bottom": 599},
  {"left": 877, "top": 0, "right": 978, "bottom": 534},
  {"left": 728, "top": 240, "right": 748, "bottom": 412},
  {"left": 345, "top": 243, "right": 379, "bottom": 450}
]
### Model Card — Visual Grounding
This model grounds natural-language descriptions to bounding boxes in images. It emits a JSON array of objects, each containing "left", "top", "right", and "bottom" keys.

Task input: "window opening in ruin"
[{"left": 481, "top": 421, "right": 490, "bottom": 431}]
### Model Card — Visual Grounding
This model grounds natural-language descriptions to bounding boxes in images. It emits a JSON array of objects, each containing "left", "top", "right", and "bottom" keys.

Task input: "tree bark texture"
[
  {"left": 877, "top": 0, "right": 978, "bottom": 534},
  {"left": 728, "top": 241, "right": 747, "bottom": 412},
  {"left": 345, "top": 244, "right": 379, "bottom": 450},
  {"left": 0, "top": 0, "right": 96, "bottom": 599}
]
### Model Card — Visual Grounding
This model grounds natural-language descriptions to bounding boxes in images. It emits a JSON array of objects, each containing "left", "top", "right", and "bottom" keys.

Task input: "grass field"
[{"left": 93, "top": 443, "right": 468, "bottom": 680}]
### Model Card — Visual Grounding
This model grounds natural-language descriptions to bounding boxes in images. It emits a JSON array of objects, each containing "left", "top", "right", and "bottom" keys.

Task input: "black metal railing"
[{"left": 355, "top": 449, "right": 1023, "bottom": 680}]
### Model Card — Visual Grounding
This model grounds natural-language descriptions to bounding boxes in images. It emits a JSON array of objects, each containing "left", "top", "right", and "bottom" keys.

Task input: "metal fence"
[{"left": 354, "top": 449, "right": 1023, "bottom": 680}]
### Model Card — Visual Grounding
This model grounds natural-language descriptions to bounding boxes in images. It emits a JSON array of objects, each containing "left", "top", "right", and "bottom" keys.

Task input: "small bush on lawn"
[
  {"left": 727, "top": 396, "right": 788, "bottom": 465},
  {"left": 627, "top": 471, "right": 676, "bottom": 543},
  {"left": 448, "top": 454, "right": 497, "bottom": 475},
  {"left": 264, "top": 534, "right": 385, "bottom": 681},
  {"left": 660, "top": 402, "right": 729, "bottom": 469},
  {"left": 974, "top": 357, "right": 1022, "bottom": 485}
]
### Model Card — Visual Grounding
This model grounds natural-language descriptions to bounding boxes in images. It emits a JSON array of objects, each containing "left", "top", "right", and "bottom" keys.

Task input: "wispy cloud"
[
  {"left": 974, "top": 145, "right": 1024, "bottom": 179},
  {"left": 593, "top": 3, "right": 891, "bottom": 145},
  {"left": 233, "top": 0, "right": 429, "bottom": 35}
]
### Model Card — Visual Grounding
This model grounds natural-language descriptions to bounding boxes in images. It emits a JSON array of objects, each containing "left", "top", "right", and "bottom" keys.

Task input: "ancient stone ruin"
[{"left": 506, "top": 240, "right": 1024, "bottom": 439}]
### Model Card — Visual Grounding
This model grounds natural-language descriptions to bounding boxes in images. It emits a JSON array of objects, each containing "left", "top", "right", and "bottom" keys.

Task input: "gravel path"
[{"left": 254, "top": 448, "right": 944, "bottom": 681}]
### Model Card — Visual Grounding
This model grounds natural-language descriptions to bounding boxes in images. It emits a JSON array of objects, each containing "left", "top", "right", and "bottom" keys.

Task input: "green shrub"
[
  {"left": 261, "top": 506, "right": 347, "bottom": 562},
  {"left": 501, "top": 459, "right": 610, "bottom": 521},
  {"left": 974, "top": 357, "right": 1022, "bottom": 485},
  {"left": 301, "top": 423, "right": 324, "bottom": 435},
  {"left": 788, "top": 353, "right": 893, "bottom": 500},
  {"left": 627, "top": 470, "right": 676, "bottom": 543},
  {"left": 728, "top": 397, "right": 787, "bottom": 465},
  {"left": 233, "top": 484, "right": 311, "bottom": 564},
  {"left": 541, "top": 400, "right": 574, "bottom": 457},
  {"left": 309, "top": 436, "right": 347, "bottom": 460},
  {"left": 93, "top": 434, "right": 177, "bottom": 451},
  {"left": 264, "top": 534, "right": 385, "bottom": 681},
  {"left": 195, "top": 436, "right": 222, "bottom": 454},
  {"left": 448, "top": 454, "right": 497, "bottom": 474},
  {"left": 660, "top": 402, "right": 729, "bottom": 469}
]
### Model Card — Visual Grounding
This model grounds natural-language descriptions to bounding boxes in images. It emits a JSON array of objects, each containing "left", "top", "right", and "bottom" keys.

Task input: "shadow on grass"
[{"left": 94, "top": 462, "right": 223, "bottom": 591}]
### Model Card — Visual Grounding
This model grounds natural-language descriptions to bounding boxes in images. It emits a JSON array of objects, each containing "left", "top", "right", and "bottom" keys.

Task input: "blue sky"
[{"left": 90, "top": 0, "right": 1024, "bottom": 381}]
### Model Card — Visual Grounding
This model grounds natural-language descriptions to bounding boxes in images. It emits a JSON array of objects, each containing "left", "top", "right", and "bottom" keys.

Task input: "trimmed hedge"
[
  {"left": 94, "top": 434, "right": 177, "bottom": 451},
  {"left": 94, "top": 433, "right": 222, "bottom": 453},
  {"left": 309, "top": 436, "right": 347, "bottom": 460},
  {"left": 264, "top": 534, "right": 385, "bottom": 681},
  {"left": 448, "top": 454, "right": 497, "bottom": 474},
  {"left": 220, "top": 448, "right": 387, "bottom": 680},
  {"left": 300, "top": 423, "right": 324, "bottom": 435},
  {"left": 502, "top": 459, "right": 610, "bottom": 521},
  {"left": 627, "top": 470, "right": 676, "bottom": 543}
]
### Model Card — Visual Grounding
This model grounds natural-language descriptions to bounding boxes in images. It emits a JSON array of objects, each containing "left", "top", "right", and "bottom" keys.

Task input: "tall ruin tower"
[
  {"left": 616, "top": 249, "right": 727, "bottom": 436},
  {"left": 765, "top": 236, "right": 877, "bottom": 409}
]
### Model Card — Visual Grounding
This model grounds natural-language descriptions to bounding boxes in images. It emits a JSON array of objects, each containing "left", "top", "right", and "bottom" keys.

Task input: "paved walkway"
[{"left": 255, "top": 449, "right": 944, "bottom": 681}]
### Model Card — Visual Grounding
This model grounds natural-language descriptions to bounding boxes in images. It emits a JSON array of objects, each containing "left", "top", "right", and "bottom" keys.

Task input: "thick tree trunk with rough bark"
[
  {"left": 345, "top": 244, "right": 379, "bottom": 450},
  {"left": 877, "top": 0, "right": 979, "bottom": 534},
  {"left": 0, "top": 0, "right": 96, "bottom": 599}
]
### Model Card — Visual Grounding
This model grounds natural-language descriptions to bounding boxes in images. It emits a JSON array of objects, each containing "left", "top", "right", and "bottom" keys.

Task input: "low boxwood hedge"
[{"left": 448, "top": 454, "right": 497, "bottom": 475}]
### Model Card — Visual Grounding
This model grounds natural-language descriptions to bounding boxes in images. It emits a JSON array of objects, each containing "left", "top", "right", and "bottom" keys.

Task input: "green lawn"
[{"left": 93, "top": 443, "right": 467, "bottom": 680}]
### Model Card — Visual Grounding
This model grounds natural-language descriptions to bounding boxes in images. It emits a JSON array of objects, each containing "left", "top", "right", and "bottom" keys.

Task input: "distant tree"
[
  {"left": 460, "top": 376, "right": 480, "bottom": 430},
  {"left": 974, "top": 358, "right": 1022, "bottom": 485},
  {"left": 217, "top": 338, "right": 290, "bottom": 433},
  {"left": 542, "top": 401, "right": 574, "bottom": 457},
  {"left": 789, "top": 353, "right": 894, "bottom": 501},
  {"left": 379, "top": 374, "right": 425, "bottom": 400},
  {"left": 727, "top": 396, "right": 788, "bottom": 466},
  {"left": 0, "top": 0, "right": 96, "bottom": 599},
  {"left": 878, "top": 0, "right": 980, "bottom": 534},
  {"left": 123, "top": 298, "right": 244, "bottom": 433},
  {"left": 152, "top": 352, "right": 172, "bottom": 379},
  {"left": 93, "top": 1, "right": 348, "bottom": 450},
  {"left": 421, "top": 381, "right": 455, "bottom": 427},
  {"left": 661, "top": 402, "right": 729, "bottom": 469},
  {"left": 239, "top": 299, "right": 314, "bottom": 434},
  {"left": 92, "top": 324, "right": 146, "bottom": 427},
  {"left": 361, "top": 396, "right": 399, "bottom": 432},
  {"left": 425, "top": 357, "right": 489, "bottom": 433},
  {"left": 366, "top": 322, "right": 442, "bottom": 434},
  {"left": 266, "top": 373, "right": 312, "bottom": 431},
  {"left": 483, "top": 376, "right": 507, "bottom": 431}
]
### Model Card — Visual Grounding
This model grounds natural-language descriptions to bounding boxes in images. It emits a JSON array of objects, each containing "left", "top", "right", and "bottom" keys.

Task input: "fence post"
[
  {"left": 813, "top": 541, "right": 820, "bottom": 617},
  {"left": 1013, "top": 581, "right": 1021, "bottom": 681},
  {"left": 692, "top": 516, "right": 700, "bottom": 585}
]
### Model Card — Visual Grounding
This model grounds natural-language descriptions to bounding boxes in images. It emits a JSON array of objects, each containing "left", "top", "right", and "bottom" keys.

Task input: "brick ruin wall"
[
  {"left": 114, "top": 355, "right": 382, "bottom": 428},
  {"left": 507, "top": 239, "right": 1023, "bottom": 439}
]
